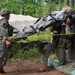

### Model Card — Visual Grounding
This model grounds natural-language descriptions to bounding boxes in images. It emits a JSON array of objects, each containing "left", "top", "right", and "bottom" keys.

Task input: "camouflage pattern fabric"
[
  {"left": 0, "top": 18, "right": 10, "bottom": 66},
  {"left": 0, "top": 40, "right": 8, "bottom": 66}
]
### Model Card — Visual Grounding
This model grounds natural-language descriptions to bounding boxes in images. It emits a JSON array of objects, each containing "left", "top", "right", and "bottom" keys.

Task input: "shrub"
[
  {"left": 16, "top": 46, "right": 41, "bottom": 59},
  {"left": 9, "top": 44, "right": 41, "bottom": 59}
]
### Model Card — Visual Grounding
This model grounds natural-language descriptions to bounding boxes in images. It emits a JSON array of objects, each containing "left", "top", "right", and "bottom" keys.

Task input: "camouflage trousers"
[
  {"left": 42, "top": 38, "right": 72, "bottom": 65},
  {"left": 0, "top": 40, "right": 8, "bottom": 66},
  {"left": 42, "top": 42, "right": 55, "bottom": 65},
  {"left": 56, "top": 38, "right": 72, "bottom": 64}
]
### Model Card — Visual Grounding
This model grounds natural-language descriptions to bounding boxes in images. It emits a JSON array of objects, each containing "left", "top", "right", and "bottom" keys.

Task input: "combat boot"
[
  {"left": 0, "top": 66, "right": 5, "bottom": 73},
  {"left": 38, "top": 64, "right": 50, "bottom": 72}
]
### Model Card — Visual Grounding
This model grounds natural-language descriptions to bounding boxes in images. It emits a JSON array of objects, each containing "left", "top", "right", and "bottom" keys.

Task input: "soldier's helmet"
[{"left": 0, "top": 9, "right": 10, "bottom": 16}]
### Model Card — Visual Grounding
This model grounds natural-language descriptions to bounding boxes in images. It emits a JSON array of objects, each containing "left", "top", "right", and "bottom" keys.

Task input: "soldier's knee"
[
  {"left": 42, "top": 43, "right": 54, "bottom": 55},
  {"left": 42, "top": 49, "right": 46, "bottom": 55},
  {"left": 44, "top": 43, "right": 53, "bottom": 51},
  {"left": 43, "top": 45, "right": 50, "bottom": 55}
]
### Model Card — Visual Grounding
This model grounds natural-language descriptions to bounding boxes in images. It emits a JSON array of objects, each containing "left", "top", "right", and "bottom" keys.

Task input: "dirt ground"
[{"left": 0, "top": 58, "right": 68, "bottom": 75}]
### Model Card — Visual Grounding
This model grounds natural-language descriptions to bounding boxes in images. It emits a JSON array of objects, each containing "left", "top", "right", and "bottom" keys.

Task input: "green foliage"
[
  {"left": 9, "top": 43, "right": 41, "bottom": 59},
  {"left": 27, "top": 28, "right": 52, "bottom": 41},
  {"left": 8, "top": 43, "right": 22, "bottom": 58},
  {"left": 27, "top": 34, "right": 51, "bottom": 41},
  {"left": 0, "top": 0, "right": 70, "bottom": 18},
  {"left": 16, "top": 46, "right": 41, "bottom": 59}
]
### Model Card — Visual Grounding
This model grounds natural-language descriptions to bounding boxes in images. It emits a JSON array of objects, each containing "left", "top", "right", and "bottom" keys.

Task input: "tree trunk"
[
  {"left": 51, "top": 0, "right": 55, "bottom": 2},
  {"left": 56, "top": 0, "right": 59, "bottom": 4},
  {"left": 71, "top": 0, "right": 74, "bottom": 6},
  {"left": 66, "top": 0, "right": 69, "bottom": 6},
  {"left": 60, "top": 0, "right": 64, "bottom": 3}
]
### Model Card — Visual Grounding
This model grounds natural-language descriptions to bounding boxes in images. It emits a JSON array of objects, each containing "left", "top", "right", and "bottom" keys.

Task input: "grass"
[
  {"left": 16, "top": 47, "right": 41, "bottom": 59},
  {"left": 9, "top": 43, "right": 42, "bottom": 59},
  {"left": 27, "top": 34, "right": 52, "bottom": 41},
  {"left": 27, "top": 28, "right": 52, "bottom": 41}
]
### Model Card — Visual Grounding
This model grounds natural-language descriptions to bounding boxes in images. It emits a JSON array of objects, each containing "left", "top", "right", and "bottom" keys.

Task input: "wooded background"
[{"left": 0, "top": 0, "right": 75, "bottom": 18}]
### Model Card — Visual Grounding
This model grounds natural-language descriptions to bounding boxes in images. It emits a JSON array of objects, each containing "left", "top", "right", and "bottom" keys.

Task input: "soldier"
[
  {"left": 0, "top": 9, "right": 11, "bottom": 73},
  {"left": 66, "top": 10, "right": 75, "bottom": 62},
  {"left": 39, "top": 6, "right": 73, "bottom": 72},
  {"left": 17, "top": 6, "right": 72, "bottom": 72}
]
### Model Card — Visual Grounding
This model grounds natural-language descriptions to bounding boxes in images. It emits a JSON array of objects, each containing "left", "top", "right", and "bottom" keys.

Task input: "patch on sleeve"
[{"left": 3, "top": 23, "right": 7, "bottom": 28}]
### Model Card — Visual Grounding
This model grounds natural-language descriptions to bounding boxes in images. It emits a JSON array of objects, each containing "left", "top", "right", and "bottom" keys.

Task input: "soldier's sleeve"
[
  {"left": 1, "top": 20, "right": 8, "bottom": 37},
  {"left": 54, "top": 11, "right": 66, "bottom": 21},
  {"left": 2, "top": 20, "right": 8, "bottom": 28},
  {"left": 52, "top": 11, "right": 60, "bottom": 16}
]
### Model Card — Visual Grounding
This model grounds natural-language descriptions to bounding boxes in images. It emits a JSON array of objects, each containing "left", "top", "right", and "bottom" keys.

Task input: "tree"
[
  {"left": 56, "top": 0, "right": 59, "bottom": 4},
  {"left": 71, "top": 0, "right": 74, "bottom": 6},
  {"left": 60, "top": 0, "right": 64, "bottom": 3},
  {"left": 65, "top": 0, "right": 70, "bottom": 6},
  {"left": 0, "top": 0, "right": 74, "bottom": 18}
]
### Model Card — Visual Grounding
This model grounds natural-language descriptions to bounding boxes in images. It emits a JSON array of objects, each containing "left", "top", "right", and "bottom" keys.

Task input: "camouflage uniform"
[
  {"left": 42, "top": 24, "right": 73, "bottom": 66},
  {"left": 0, "top": 9, "right": 11, "bottom": 73},
  {"left": 42, "top": 39, "right": 56, "bottom": 65},
  {"left": 0, "top": 18, "right": 10, "bottom": 66},
  {"left": 57, "top": 25, "right": 73, "bottom": 64}
]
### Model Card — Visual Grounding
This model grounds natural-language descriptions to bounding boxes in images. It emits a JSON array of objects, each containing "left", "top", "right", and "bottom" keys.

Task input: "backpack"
[{"left": 8, "top": 25, "right": 14, "bottom": 36}]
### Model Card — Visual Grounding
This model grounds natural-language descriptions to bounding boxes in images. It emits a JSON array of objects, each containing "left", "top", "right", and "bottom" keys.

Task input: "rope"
[{"left": 51, "top": 33, "right": 75, "bottom": 36}]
